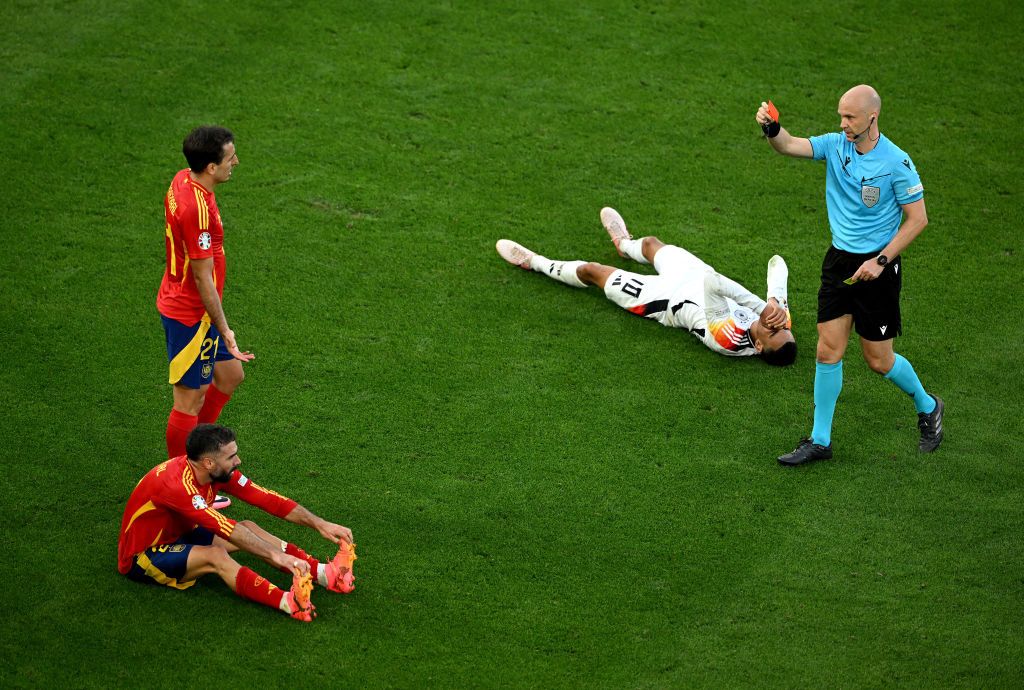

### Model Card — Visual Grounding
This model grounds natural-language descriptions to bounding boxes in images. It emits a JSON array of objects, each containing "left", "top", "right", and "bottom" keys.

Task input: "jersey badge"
[
  {"left": 198, "top": 232, "right": 212, "bottom": 250},
  {"left": 861, "top": 185, "right": 880, "bottom": 208},
  {"left": 237, "top": 474, "right": 249, "bottom": 487},
  {"left": 202, "top": 363, "right": 212, "bottom": 378},
  {"left": 906, "top": 183, "right": 923, "bottom": 195},
  {"left": 192, "top": 494, "right": 209, "bottom": 510}
]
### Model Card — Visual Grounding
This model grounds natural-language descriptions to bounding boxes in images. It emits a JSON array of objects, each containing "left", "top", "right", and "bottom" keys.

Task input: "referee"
[{"left": 756, "top": 84, "right": 944, "bottom": 466}]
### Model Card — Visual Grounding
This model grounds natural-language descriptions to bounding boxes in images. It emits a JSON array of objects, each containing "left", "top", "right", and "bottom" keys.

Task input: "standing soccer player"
[
  {"left": 158, "top": 126, "right": 255, "bottom": 505},
  {"left": 756, "top": 85, "right": 944, "bottom": 466}
]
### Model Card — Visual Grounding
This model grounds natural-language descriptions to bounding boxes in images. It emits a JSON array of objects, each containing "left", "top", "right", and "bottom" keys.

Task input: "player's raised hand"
[
  {"left": 760, "top": 298, "right": 789, "bottom": 330},
  {"left": 317, "top": 520, "right": 354, "bottom": 545},
  {"left": 757, "top": 101, "right": 782, "bottom": 138},
  {"left": 222, "top": 327, "right": 255, "bottom": 362}
]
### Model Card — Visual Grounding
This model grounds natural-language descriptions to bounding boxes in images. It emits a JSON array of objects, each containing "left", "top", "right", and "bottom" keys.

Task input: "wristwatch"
[{"left": 876, "top": 254, "right": 889, "bottom": 266}]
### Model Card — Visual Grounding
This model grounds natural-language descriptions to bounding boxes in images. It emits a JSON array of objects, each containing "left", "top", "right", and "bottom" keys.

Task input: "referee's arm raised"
[{"left": 756, "top": 101, "right": 813, "bottom": 158}]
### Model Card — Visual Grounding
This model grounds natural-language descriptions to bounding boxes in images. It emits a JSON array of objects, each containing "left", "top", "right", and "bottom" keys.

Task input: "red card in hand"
[{"left": 766, "top": 100, "right": 780, "bottom": 123}]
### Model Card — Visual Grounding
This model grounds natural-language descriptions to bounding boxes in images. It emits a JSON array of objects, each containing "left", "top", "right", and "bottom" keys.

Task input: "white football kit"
[{"left": 603, "top": 245, "right": 789, "bottom": 356}]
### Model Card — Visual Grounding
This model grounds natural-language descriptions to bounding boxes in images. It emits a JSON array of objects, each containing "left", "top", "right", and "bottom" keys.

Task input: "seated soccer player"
[
  {"left": 117, "top": 424, "right": 357, "bottom": 622},
  {"left": 496, "top": 207, "right": 797, "bottom": 365}
]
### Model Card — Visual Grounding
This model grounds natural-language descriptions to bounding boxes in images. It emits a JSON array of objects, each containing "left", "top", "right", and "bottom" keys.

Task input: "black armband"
[{"left": 761, "top": 120, "right": 781, "bottom": 138}]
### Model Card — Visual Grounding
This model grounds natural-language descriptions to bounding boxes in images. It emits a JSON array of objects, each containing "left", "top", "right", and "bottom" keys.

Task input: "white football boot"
[
  {"left": 496, "top": 239, "right": 536, "bottom": 269},
  {"left": 600, "top": 207, "right": 631, "bottom": 257}
]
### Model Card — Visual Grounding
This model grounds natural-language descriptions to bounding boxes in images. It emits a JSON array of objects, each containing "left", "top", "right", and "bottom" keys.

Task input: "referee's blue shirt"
[{"left": 809, "top": 132, "right": 924, "bottom": 253}]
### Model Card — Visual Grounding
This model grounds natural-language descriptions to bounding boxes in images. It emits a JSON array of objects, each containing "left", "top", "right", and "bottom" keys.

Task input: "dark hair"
[
  {"left": 186, "top": 424, "right": 237, "bottom": 461},
  {"left": 182, "top": 126, "right": 234, "bottom": 173},
  {"left": 762, "top": 340, "right": 797, "bottom": 367}
]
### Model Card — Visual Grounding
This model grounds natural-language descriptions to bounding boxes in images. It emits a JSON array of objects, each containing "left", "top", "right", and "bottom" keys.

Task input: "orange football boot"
[
  {"left": 325, "top": 541, "right": 357, "bottom": 594},
  {"left": 286, "top": 568, "right": 316, "bottom": 622}
]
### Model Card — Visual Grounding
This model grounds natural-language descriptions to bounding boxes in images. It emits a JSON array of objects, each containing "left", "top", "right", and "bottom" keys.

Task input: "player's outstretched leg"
[
  {"left": 284, "top": 567, "right": 316, "bottom": 622},
  {"left": 496, "top": 239, "right": 588, "bottom": 288},
  {"left": 325, "top": 541, "right": 358, "bottom": 594},
  {"left": 601, "top": 207, "right": 650, "bottom": 265}
]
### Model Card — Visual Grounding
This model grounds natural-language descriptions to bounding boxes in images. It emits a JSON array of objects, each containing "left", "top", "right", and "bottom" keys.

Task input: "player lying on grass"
[
  {"left": 496, "top": 208, "right": 797, "bottom": 365},
  {"left": 117, "top": 424, "right": 357, "bottom": 622}
]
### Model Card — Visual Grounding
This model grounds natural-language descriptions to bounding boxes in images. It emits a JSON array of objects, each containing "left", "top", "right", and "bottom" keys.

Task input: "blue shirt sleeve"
[
  {"left": 892, "top": 155, "right": 924, "bottom": 205},
  {"left": 809, "top": 132, "right": 841, "bottom": 161}
]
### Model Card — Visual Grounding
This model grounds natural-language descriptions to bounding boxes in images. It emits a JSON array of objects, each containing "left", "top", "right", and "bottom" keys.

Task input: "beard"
[{"left": 210, "top": 468, "right": 234, "bottom": 483}]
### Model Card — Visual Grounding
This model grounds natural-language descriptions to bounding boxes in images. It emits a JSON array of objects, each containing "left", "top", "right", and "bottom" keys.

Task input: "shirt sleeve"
[
  {"left": 700, "top": 272, "right": 761, "bottom": 356},
  {"left": 892, "top": 155, "right": 924, "bottom": 205},
  {"left": 705, "top": 271, "right": 767, "bottom": 314},
  {"left": 809, "top": 132, "right": 840, "bottom": 161},
  {"left": 154, "top": 482, "right": 237, "bottom": 540},
  {"left": 178, "top": 191, "right": 215, "bottom": 261},
  {"left": 220, "top": 471, "right": 298, "bottom": 519}
]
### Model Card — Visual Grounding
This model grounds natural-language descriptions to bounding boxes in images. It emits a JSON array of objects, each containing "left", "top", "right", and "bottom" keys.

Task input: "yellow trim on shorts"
[
  {"left": 168, "top": 314, "right": 212, "bottom": 384},
  {"left": 135, "top": 552, "right": 196, "bottom": 590}
]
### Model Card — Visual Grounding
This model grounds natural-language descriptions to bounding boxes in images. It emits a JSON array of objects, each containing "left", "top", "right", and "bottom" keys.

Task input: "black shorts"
[{"left": 818, "top": 246, "right": 902, "bottom": 341}]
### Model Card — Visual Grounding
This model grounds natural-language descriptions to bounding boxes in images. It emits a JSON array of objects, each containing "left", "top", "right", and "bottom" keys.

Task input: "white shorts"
[{"left": 602, "top": 246, "right": 712, "bottom": 328}]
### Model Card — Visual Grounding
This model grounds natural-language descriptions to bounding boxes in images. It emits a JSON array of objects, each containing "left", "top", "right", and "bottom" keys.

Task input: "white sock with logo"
[
  {"left": 529, "top": 255, "right": 588, "bottom": 288},
  {"left": 617, "top": 237, "right": 650, "bottom": 265}
]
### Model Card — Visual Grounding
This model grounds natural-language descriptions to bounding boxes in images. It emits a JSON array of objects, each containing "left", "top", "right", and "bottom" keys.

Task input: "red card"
[{"left": 766, "top": 100, "right": 780, "bottom": 122}]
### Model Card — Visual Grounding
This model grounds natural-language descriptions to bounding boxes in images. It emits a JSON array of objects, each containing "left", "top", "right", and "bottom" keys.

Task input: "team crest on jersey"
[
  {"left": 198, "top": 231, "right": 212, "bottom": 250},
  {"left": 192, "top": 494, "right": 208, "bottom": 510},
  {"left": 168, "top": 544, "right": 186, "bottom": 553},
  {"left": 861, "top": 185, "right": 880, "bottom": 208},
  {"left": 202, "top": 363, "right": 213, "bottom": 378}
]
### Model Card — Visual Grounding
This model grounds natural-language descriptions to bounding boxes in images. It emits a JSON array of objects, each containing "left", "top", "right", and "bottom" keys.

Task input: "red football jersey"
[
  {"left": 156, "top": 169, "right": 228, "bottom": 325},
  {"left": 117, "top": 455, "right": 298, "bottom": 574}
]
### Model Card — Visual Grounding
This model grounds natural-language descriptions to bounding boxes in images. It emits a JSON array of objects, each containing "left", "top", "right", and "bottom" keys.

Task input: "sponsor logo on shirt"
[
  {"left": 198, "top": 232, "right": 212, "bottom": 250},
  {"left": 192, "top": 494, "right": 208, "bottom": 510},
  {"left": 906, "top": 183, "right": 923, "bottom": 195}
]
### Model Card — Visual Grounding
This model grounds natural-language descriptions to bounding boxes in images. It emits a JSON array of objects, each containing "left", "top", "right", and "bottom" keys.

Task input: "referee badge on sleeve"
[{"left": 861, "top": 185, "right": 880, "bottom": 208}]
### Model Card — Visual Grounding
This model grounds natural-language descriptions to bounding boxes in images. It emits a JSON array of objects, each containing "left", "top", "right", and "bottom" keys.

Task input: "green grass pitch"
[{"left": 1, "top": 1, "right": 1022, "bottom": 687}]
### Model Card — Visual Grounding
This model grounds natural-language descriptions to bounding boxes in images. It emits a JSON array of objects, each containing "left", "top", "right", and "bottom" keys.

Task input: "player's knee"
[
  {"left": 577, "top": 262, "right": 599, "bottom": 282},
  {"left": 863, "top": 352, "right": 892, "bottom": 375},
  {"left": 642, "top": 236, "right": 665, "bottom": 259},
  {"left": 217, "top": 365, "right": 244, "bottom": 390},
  {"left": 815, "top": 342, "right": 843, "bottom": 364}
]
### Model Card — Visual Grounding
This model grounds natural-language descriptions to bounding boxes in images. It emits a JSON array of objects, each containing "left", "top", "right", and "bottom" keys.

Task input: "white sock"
[
  {"left": 617, "top": 237, "right": 650, "bottom": 265},
  {"left": 766, "top": 255, "right": 789, "bottom": 306},
  {"left": 317, "top": 563, "right": 328, "bottom": 587},
  {"left": 278, "top": 591, "right": 292, "bottom": 613},
  {"left": 530, "top": 255, "right": 588, "bottom": 288}
]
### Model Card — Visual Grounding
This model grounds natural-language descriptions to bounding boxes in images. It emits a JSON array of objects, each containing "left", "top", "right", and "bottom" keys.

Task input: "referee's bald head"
[{"left": 841, "top": 84, "right": 881, "bottom": 118}]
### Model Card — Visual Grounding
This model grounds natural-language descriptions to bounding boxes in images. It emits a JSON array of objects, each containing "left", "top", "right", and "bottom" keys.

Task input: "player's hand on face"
[
  {"left": 760, "top": 298, "right": 788, "bottom": 330},
  {"left": 223, "top": 328, "right": 256, "bottom": 362},
  {"left": 319, "top": 521, "right": 354, "bottom": 545},
  {"left": 849, "top": 259, "right": 884, "bottom": 283}
]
